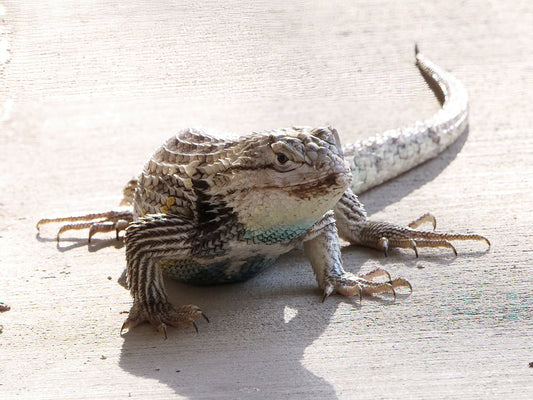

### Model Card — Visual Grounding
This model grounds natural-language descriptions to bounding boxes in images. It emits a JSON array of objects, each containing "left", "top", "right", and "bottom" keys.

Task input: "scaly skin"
[{"left": 36, "top": 49, "right": 490, "bottom": 337}]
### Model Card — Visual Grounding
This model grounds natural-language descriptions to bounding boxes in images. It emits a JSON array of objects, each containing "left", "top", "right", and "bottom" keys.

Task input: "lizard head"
[{"left": 212, "top": 126, "right": 352, "bottom": 243}]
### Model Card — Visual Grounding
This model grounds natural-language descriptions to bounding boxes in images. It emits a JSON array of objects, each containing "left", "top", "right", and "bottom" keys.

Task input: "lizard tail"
[{"left": 345, "top": 46, "right": 469, "bottom": 194}]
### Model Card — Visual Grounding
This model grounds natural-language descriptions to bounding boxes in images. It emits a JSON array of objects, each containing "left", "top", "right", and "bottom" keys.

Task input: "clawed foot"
[
  {"left": 322, "top": 267, "right": 412, "bottom": 302},
  {"left": 367, "top": 213, "right": 490, "bottom": 258},
  {"left": 120, "top": 301, "right": 209, "bottom": 339},
  {"left": 36, "top": 208, "right": 133, "bottom": 242}
]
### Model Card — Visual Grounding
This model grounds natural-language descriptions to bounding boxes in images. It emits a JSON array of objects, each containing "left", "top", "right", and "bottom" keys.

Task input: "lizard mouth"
[{"left": 285, "top": 171, "right": 352, "bottom": 199}]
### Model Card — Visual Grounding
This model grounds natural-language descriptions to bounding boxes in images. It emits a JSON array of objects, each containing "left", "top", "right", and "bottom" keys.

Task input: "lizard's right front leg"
[{"left": 122, "top": 214, "right": 207, "bottom": 338}]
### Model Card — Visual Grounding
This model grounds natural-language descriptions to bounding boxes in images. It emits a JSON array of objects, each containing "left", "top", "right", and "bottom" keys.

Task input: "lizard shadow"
[
  {"left": 35, "top": 232, "right": 125, "bottom": 252},
  {"left": 117, "top": 248, "right": 412, "bottom": 399},
  {"left": 118, "top": 252, "right": 342, "bottom": 399}
]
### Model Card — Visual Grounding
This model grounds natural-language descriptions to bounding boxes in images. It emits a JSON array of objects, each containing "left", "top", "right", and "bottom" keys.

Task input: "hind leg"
[
  {"left": 37, "top": 178, "right": 137, "bottom": 242},
  {"left": 37, "top": 209, "right": 133, "bottom": 242},
  {"left": 334, "top": 189, "right": 490, "bottom": 256}
]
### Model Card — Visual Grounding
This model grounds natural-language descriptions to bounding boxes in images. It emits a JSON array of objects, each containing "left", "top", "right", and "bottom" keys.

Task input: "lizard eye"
[
  {"left": 270, "top": 141, "right": 298, "bottom": 171},
  {"left": 276, "top": 153, "right": 289, "bottom": 164}
]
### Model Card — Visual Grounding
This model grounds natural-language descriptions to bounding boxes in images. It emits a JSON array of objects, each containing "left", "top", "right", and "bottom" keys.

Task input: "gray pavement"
[{"left": 1, "top": 1, "right": 532, "bottom": 399}]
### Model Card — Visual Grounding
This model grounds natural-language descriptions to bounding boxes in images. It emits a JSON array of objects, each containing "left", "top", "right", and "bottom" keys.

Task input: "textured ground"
[{"left": 1, "top": 1, "right": 532, "bottom": 399}]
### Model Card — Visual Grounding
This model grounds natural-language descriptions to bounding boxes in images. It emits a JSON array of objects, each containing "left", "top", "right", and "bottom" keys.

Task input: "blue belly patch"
[
  {"left": 245, "top": 223, "right": 311, "bottom": 245},
  {"left": 161, "top": 255, "right": 278, "bottom": 285}
]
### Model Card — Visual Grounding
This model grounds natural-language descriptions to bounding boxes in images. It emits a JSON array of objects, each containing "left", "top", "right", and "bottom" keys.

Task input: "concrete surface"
[{"left": 1, "top": 1, "right": 532, "bottom": 399}]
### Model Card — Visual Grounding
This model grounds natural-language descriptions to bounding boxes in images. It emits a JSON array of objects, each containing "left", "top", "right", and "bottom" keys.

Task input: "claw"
[
  {"left": 157, "top": 323, "right": 168, "bottom": 340},
  {"left": 192, "top": 321, "right": 199, "bottom": 333},
  {"left": 447, "top": 241, "right": 458, "bottom": 256},
  {"left": 383, "top": 270, "right": 392, "bottom": 281},
  {"left": 322, "top": 283, "right": 334, "bottom": 303},
  {"left": 390, "top": 277, "right": 412, "bottom": 293},
  {"left": 410, "top": 239, "right": 419, "bottom": 258},
  {"left": 321, "top": 292, "right": 329, "bottom": 303},
  {"left": 388, "top": 284, "right": 396, "bottom": 300},
  {"left": 88, "top": 225, "right": 98, "bottom": 243},
  {"left": 201, "top": 312, "right": 210, "bottom": 323},
  {"left": 380, "top": 237, "right": 389, "bottom": 257}
]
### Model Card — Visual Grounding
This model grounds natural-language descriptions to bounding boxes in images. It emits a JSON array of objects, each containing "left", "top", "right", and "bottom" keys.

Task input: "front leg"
[
  {"left": 334, "top": 189, "right": 490, "bottom": 256},
  {"left": 122, "top": 214, "right": 207, "bottom": 338},
  {"left": 303, "top": 212, "right": 411, "bottom": 301}
]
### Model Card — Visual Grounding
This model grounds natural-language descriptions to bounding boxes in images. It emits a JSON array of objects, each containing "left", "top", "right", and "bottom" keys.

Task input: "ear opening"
[{"left": 310, "top": 127, "right": 344, "bottom": 157}]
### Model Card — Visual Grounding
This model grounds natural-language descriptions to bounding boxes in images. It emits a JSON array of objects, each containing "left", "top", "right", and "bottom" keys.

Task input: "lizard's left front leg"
[
  {"left": 303, "top": 211, "right": 411, "bottom": 301},
  {"left": 334, "top": 189, "right": 490, "bottom": 256}
]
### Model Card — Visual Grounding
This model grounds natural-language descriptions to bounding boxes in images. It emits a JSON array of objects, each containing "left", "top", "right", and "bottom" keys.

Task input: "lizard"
[{"left": 37, "top": 47, "right": 490, "bottom": 338}]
